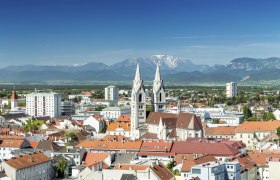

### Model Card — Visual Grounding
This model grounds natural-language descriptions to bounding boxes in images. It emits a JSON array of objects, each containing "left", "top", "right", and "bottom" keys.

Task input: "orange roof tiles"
[
  {"left": 0, "top": 139, "right": 26, "bottom": 148},
  {"left": 29, "top": 141, "right": 39, "bottom": 148},
  {"left": 181, "top": 155, "right": 217, "bottom": 172},
  {"left": 4, "top": 152, "right": 51, "bottom": 170},
  {"left": 248, "top": 151, "right": 266, "bottom": 166},
  {"left": 107, "top": 122, "right": 131, "bottom": 131},
  {"left": 76, "top": 140, "right": 142, "bottom": 150},
  {"left": 206, "top": 126, "right": 237, "bottom": 135},
  {"left": 117, "top": 115, "right": 131, "bottom": 122},
  {"left": 83, "top": 152, "right": 109, "bottom": 167},
  {"left": 115, "top": 164, "right": 149, "bottom": 171},
  {"left": 236, "top": 121, "right": 280, "bottom": 133},
  {"left": 101, "top": 135, "right": 130, "bottom": 142},
  {"left": 235, "top": 155, "right": 256, "bottom": 170}
]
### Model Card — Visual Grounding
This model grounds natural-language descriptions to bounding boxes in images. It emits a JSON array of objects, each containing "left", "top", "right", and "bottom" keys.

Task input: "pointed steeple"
[
  {"left": 134, "top": 62, "right": 141, "bottom": 82},
  {"left": 11, "top": 86, "right": 18, "bottom": 100},
  {"left": 154, "top": 62, "right": 161, "bottom": 82}
]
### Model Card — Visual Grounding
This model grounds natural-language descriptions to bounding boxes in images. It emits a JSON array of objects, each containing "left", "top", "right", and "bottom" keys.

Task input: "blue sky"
[{"left": 1, "top": 0, "right": 280, "bottom": 67}]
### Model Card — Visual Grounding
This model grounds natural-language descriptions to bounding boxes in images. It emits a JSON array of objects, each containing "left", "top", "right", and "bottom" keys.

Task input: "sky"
[{"left": 1, "top": 0, "right": 280, "bottom": 67}]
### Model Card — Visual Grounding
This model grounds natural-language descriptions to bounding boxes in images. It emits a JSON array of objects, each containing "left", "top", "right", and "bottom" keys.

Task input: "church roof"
[{"left": 146, "top": 112, "right": 203, "bottom": 131}]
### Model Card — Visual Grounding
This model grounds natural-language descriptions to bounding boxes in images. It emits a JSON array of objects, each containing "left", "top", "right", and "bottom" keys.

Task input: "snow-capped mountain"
[{"left": 2, "top": 56, "right": 280, "bottom": 83}]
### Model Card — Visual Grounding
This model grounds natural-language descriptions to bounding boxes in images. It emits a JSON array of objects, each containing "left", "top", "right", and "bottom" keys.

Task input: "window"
[
  {"left": 192, "top": 168, "right": 201, "bottom": 174},
  {"left": 139, "top": 93, "right": 142, "bottom": 102}
]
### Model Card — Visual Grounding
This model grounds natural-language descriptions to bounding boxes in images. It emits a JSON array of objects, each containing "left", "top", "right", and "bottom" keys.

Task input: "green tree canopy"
[
  {"left": 243, "top": 106, "right": 253, "bottom": 120},
  {"left": 54, "top": 159, "right": 68, "bottom": 178}
]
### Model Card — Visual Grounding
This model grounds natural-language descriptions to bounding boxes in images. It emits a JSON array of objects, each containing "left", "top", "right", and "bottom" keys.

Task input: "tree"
[
  {"left": 263, "top": 112, "right": 276, "bottom": 121},
  {"left": 54, "top": 159, "right": 68, "bottom": 178},
  {"left": 277, "top": 126, "right": 280, "bottom": 137},
  {"left": 243, "top": 106, "right": 252, "bottom": 120},
  {"left": 65, "top": 131, "right": 78, "bottom": 141},
  {"left": 23, "top": 119, "right": 44, "bottom": 133}
]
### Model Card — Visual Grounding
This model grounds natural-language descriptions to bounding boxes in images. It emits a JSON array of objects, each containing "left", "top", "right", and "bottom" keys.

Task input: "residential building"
[
  {"left": 83, "top": 115, "right": 105, "bottom": 133},
  {"left": 0, "top": 139, "right": 31, "bottom": 160},
  {"left": 235, "top": 121, "right": 280, "bottom": 150},
  {"left": 26, "top": 92, "right": 61, "bottom": 118},
  {"left": 182, "top": 161, "right": 241, "bottom": 180},
  {"left": 61, "top": 101, "right": 75, "bottom": 116},
  {"left": 205, "top": 126, "right": 237, "bottom": 139},
  {"left": 273, "top": 109, "right": 280, "bottom": 120},
  {"left": 0, "top": 152, "right": 53, "bottom": 180},
  {"left": 105, "top": 85, "right": 119, "bottom": 103},
  {"left": 79, "top": 162, "right": 174, "bottom": 180},
  {"left": 226, "top": 82, "right": 237, "bottom": 98},
  {"left": 106, "top": 122, "right": 131, "bottom": 137},
  {"left": 100, "top": 106, "right": 130, "bottom": 120}
]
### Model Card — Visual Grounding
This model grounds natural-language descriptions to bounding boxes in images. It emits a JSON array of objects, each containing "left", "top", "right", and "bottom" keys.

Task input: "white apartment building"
[
  {"left": 226, "top": 82, "right": 237, "bottom": 98},
  {"left": 100, "top": 106, "right": 130, "bottom": 120},
  {"left": 105, "top": 85, "right": 119, "bottom": 102},
  {"left": 182, "top": 161, "right": 241, "bottom": 180},
  {"left": 26, "top": 92, "right": 61, "bottom": 118}
]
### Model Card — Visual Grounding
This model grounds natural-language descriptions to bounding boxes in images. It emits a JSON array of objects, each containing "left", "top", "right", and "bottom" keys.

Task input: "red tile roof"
[
  {"left": 181, "top": 155, "right": 217, "bottom": 172},
  {"left": 234, "top": 155, "right": 256, "bottom": 170},
  {"left": 248, "top": 151, "right": 266, "bottom": 166},
  {"left": 140, "top": 141, "right": 173, "bottom": 152},
  {"left": 4, "top": 152, "right": 51, "bottom": 170},
  {"left": 0, "top": 139, "right": 26, "bottom": 148},
  {"left": 205, "top": 126, "right": 237, "bottom": 135},
  {"left": 101, "top": 135, "right": 130, "bottom": 142},
  {"left": 150, "top": 162, "right": 174, "bottom": 180},
  {"left": 115, "top": 164, "right": 149, "bottom": 170},
  {"left": 83, "top": 152, "right": 109, "bottom": 167},
  {"left": 76, "top": 140, "right": 142, "bottom": 151},
  {"left": 171, "top": 141, "right": 239, "bottom": 156},
  {"left": 146, "top": 112, "right": 203, "bottom": 131}
]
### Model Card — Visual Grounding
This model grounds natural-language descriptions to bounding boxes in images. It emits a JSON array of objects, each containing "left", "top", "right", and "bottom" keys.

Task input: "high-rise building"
[
  {"left": 105, "top": 85, "right": 119, "bottom": 103},
  {"left": 26, "top": 92, "right": 61, "bottom": 118},
  {"left": 130, "top": 63, "right": 146, "bottom": 140},
  {"left": 152, "top": 63, "right": 166, "bottom": 112},
  {"left": 226, "top": 82, "right": 237, "bottom": 98}
]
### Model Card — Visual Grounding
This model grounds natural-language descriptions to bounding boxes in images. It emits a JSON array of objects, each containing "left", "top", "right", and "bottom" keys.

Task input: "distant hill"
[{"left": 2, "top": 56, "right": 280, "bottom": 84}]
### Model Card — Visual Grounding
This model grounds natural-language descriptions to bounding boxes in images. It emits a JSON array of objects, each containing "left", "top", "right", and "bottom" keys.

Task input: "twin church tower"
[{"left": 130, "top": 62, "right": 166, "bottom": 139}]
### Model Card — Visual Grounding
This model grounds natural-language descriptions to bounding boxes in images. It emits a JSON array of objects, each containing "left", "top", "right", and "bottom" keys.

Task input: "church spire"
[
  {"left": 134, "top": 61, "right": 141, "bottom": 82},
  {"left": 154, "top": 62, "right": 161, "bottom": 82},
  {"left": 152, "top": 61, "right": 166, "bottom": 112}
]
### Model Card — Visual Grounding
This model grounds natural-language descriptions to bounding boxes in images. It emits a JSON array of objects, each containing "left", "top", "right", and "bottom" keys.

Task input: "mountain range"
[{"left": 2, "top": 55, "right": 280, "bottom": 84}]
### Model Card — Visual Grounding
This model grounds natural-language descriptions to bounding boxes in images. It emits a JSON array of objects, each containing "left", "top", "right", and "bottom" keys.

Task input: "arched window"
[
  {"left": 159, "top": 93, "right": 162, "bottom": 102},
  {"left": 139, "top": 93, "right": 142, "bottom": 102}
]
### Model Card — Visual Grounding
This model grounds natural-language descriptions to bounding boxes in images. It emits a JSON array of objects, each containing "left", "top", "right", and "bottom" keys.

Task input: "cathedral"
[{"left": 130, "top": 63, "right": 204, "bottom": 140}]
